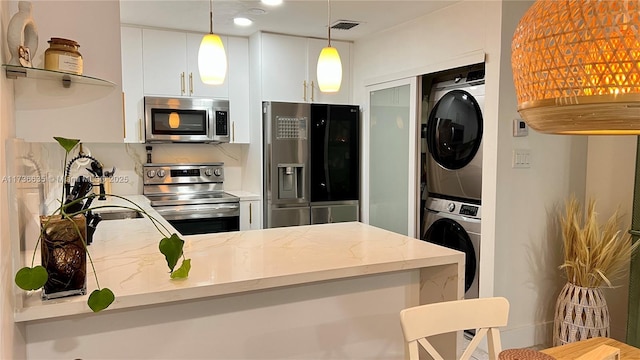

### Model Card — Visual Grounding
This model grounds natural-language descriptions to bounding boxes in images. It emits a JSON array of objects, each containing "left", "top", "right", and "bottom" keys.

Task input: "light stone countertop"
[
  {"left": 15, "top": 196, "right": 463, "bottom": 322},
  {"left": 225, "top": 190, "right": 260, "bottom": 201}
]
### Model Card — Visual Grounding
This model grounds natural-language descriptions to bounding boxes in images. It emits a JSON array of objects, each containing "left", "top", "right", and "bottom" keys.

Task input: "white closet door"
[{"left": 363, "top": 78, "right": 418, "bottom": 237}]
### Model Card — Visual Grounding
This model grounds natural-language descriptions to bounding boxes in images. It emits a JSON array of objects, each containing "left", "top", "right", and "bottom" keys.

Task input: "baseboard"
[
  {"left": 500, "top": 321, "right": 554, "bottom": 350},
  {"left": 471, "top": 321, "right": 553, "bottom": 354}
]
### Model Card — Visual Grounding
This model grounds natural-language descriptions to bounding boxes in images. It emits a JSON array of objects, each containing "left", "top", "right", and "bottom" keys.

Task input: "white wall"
[
  {"left": 1, "top": 1, "right": 27, "bottom": 358},
  {"left": 585, "top": 136, "right": 636, "bottom": 340},
  {"left": 353, "top": 0, "right": 588, "bottom": 349},
  {"left": 493, "top": 0, "right": 588, "bottom": 348},
  {"left": 13, "top": 0, "right": 124, "bottom": 143}
]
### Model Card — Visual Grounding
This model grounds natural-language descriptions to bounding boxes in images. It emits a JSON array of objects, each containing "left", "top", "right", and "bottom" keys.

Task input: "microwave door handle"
[{"left": 209, "top": 111, "right": 213, "bottom": 139}]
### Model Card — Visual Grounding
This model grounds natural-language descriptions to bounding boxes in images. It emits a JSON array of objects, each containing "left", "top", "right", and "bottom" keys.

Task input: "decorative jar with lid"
[{"left": 44, "top": 37, "right": 83, "bottom": 75}]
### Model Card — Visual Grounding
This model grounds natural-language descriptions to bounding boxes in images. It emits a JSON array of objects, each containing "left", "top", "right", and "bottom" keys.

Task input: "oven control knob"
[
  {"left": 157, "top": 169, "right": 166, "bottom": 178},
  {"left": 204, "top": 169, "right": 213, "bottom": 176},
  {"left": 447, "top": 203, "right": 456, "bottom": 212},
  {"left": 213, "top": 168, "right": 222, "bottom": 177},
  {"left": 147, "top": 170, "right": 156, "bottom": 178}
]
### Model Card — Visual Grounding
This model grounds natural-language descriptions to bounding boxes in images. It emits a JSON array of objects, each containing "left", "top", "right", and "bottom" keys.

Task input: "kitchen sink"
[{"left": 98, "top": 210, "right": 144, "bottom": 220}]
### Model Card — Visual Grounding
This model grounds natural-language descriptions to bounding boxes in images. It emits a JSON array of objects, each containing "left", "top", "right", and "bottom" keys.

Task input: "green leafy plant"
[
  {"left": 560, "top": 195, "right": 639, "bottom": 288},
  {"left": 14, "top": 137, "right": 191, "bottom": 312}
]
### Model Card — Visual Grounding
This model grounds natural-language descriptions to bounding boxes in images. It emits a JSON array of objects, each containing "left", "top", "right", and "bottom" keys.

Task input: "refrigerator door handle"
[{"left": 324, "top": 115, "right": 331, "bottom": 195}]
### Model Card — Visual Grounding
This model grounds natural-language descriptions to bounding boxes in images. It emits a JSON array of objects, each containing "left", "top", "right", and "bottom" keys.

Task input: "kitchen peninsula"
[{"left": 17, "top": 196, "right": 464, "bottom": 359}]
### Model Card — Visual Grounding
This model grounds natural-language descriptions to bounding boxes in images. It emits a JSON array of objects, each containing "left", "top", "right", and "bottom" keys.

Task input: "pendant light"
[
  {"left": 511, "top": 0, "right": 640, "bottom": 135},
  {"left": 198, "top": 0, "right": 227, "bottom": 85},
  {"left": 317, "top": 0, "right": 342, "bottom": 93}
]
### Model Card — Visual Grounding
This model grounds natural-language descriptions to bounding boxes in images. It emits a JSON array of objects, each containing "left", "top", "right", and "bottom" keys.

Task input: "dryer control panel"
[
  {"left": 425, "top": 197, "right": 482, "bottom": 220},
  {"left": 460, "top": 204, "right": 479, "bottom": 217}
]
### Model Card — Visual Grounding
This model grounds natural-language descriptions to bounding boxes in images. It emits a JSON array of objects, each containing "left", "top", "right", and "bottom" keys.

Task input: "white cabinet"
[
  {"left": 259, "top": 33, "right": 352, "bottom": 104},
  {"left": 121, "top": 27, "right": 251, "bottom": 144},
  {"left": 228, "top": 37, "right": 250, "bottom": 144},
  {"left": 121, "top": 26, "right": 144, "bottom": 143},
  {"left": 142, "top": 28, "right": 229, "bottom": 99},
  {"left": 240, "top": 200, "right": 261, "bottom": 230},
  {"left": 261, "top": 34, "right": 308, "bottom": 102}
]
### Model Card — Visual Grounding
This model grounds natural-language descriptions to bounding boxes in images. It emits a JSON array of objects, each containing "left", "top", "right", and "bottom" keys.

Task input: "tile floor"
[
  {"left": 461, "top": 336, "right": 546, "bottom": 359},
  {"left": 461, "top": 334, "right": 490, "bottom": 360},
  {"left": 472, "top": 349, "right": 490, "bottom": 360}
]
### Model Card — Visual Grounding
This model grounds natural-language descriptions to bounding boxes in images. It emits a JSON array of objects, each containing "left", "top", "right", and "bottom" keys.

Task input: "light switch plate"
[
  {"left": 513, "top": 119, "right": 528, "bottom": 137},
  {"left": 513, "top": 149, "right": 531, "bottom": 168}
]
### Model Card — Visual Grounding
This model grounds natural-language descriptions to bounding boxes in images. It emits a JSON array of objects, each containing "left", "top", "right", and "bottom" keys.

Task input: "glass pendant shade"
[
  {"left": 317, "top": 46, "right": 342, "bottom": 93},
  {"left": 169, "top": 112, "right": 180, "bottom": 129},
  {"left": 198, "top": 33, "right": 227, "bottom": 85},
  {"left": 511, "top": 0, "right": 640, "bottom": 135}
]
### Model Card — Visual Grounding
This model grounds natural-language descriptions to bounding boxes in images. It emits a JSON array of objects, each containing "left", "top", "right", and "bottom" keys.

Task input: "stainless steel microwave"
[{"left": 144, "top": 97, "right": 230, "bottom": 143}]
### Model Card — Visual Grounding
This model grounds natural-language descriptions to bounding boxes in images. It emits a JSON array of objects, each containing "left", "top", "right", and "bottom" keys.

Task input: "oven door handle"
[{"left": 154, "top": 203, "right": 240, "bottom": 221}]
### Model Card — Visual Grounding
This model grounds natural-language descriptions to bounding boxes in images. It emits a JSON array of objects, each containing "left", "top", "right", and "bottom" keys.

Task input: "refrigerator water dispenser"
[{"left": 278, "top": 164, "right": 304, "bottom": 200}]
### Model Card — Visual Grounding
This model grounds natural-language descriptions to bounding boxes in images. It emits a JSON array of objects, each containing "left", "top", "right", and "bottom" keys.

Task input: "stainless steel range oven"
[{"left": 143, "top": 163, "right": 239, "bottom": 235}]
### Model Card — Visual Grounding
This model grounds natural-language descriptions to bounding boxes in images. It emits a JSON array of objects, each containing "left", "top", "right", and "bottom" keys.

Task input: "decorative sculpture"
[{"left": 7, "top": 1, "right": 38, "bottom": 67}]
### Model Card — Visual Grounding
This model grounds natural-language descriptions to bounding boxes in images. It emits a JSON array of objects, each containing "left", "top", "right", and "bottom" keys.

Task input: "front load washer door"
[
  {"left": 427, "top": 89, "right": 483, "bottom": 170},
  {"left": 424, "top": 217, "right": 476, "bottom": 293}
]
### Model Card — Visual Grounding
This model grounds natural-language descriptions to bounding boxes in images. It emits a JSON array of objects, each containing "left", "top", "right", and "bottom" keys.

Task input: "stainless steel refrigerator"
[{"left": 263, "top": 101, "right": 360, "bottom": 228}]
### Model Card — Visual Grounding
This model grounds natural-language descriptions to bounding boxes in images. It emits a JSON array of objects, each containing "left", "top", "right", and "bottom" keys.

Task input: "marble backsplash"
[{"left": 6, "top": 138, "right": 249, "bottom": 254}]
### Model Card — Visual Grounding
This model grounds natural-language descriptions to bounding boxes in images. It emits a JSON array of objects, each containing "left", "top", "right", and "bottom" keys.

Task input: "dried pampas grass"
[{"left": 560, "top": 196, "right": 639, "bottom": 288}]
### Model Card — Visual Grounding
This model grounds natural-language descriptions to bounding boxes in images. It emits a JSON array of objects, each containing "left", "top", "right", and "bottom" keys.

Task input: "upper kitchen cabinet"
[
  {"left": 121, "top": 26, "right": 144, "bottom": 143},
  {"left": 121, "top": 27, "right": 250, "bottom": 144},
  {"left": 255, "top": 32, "right": 352, "bottom": 104},
  {"left": 260, "top": 33, "right": 308, "bottom": 102},
  {"left": 227, "top": 37, "right": 250, "bottom": 144},
  {"left": 12, "top": 1, "right": 124, "bottom": 143},
  {"left": 142, "top": 28, "right": 229, "bottom": 99}
]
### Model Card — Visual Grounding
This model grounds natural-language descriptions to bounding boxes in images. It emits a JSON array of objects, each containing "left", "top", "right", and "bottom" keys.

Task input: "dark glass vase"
[{"left": 40, "top": 215, "right": 87, "bottom": 299}]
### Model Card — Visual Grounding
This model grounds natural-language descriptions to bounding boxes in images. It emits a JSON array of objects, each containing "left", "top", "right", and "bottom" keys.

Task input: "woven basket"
[
  {"left": 553, "top": 282, "right": 610, "bottom": 346},
  {"left": 498, "top": 348, "right": 555, "bottom": 360}
]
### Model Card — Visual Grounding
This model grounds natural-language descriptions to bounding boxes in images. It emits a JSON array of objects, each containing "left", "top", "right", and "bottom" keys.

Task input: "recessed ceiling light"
[
  {"left": 233, "top": 17, "right": 253, "bottom": 26},
  {"left": 261, "top": 0, "right": 282, "bottom": 6}
]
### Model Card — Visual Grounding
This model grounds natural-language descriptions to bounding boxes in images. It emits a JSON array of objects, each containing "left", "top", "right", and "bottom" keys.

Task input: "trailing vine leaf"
[
  {"left": 170, "top": 259, "right": 191, "bottom": 279},
  {"left": 88, "top": 288, "right": 115, "bottom": 312},
  {"left": 159, "top": 233, "right": 184, "bottom": 272},
  {"left": 15, "top": 266, "right": 48, "bottom": 291},
  {"left": 53, "top": 137, "right": 80, "bottom": 154},
  {"left": 13, "top": 137, "right": 194, "bottom": 315}
]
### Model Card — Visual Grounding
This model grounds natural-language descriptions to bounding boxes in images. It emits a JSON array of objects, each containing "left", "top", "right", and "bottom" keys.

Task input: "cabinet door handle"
[
  {"left": 181, "top": 72, "right": 185, "bottom": 95},
  {"left": 121, "top": 92, "right": 126, "bottom": 139},
  {"left": 310, "top": 80, "right": 315, "bottom": 102},
  {"left": 189, "top": 73, "right": 194, "bottom": 95},
  {"left": 138, "top": 118, "right": 143, "bottom": 142},
  {"left": 303, "top": 80, "right": 307, "bottom": 101},
  {"left": 249, "top": 203, "right": 252, "bottom": 224},
  {"left": 232, "top": 121, "right": 235, "bottom": 142}
]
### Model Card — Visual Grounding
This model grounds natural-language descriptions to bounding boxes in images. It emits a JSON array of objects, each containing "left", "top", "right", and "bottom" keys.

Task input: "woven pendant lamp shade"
[{"left": 511, "top": 0, "right": 640, "bottom": 135}]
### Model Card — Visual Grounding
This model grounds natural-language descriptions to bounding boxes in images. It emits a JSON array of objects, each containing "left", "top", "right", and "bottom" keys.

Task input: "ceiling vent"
[{"left": 330, "top": 20, "right": 360, "bottom": 30}]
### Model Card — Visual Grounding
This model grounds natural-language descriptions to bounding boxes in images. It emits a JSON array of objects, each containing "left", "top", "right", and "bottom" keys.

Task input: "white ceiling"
[{"left": 119, "top": 1, "right": 459, "bottom": 41}]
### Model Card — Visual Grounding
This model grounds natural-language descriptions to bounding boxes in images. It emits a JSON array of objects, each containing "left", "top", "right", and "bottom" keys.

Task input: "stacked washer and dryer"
[{"left": 422, "top": 68, "right": 485, "bottom": 300}]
